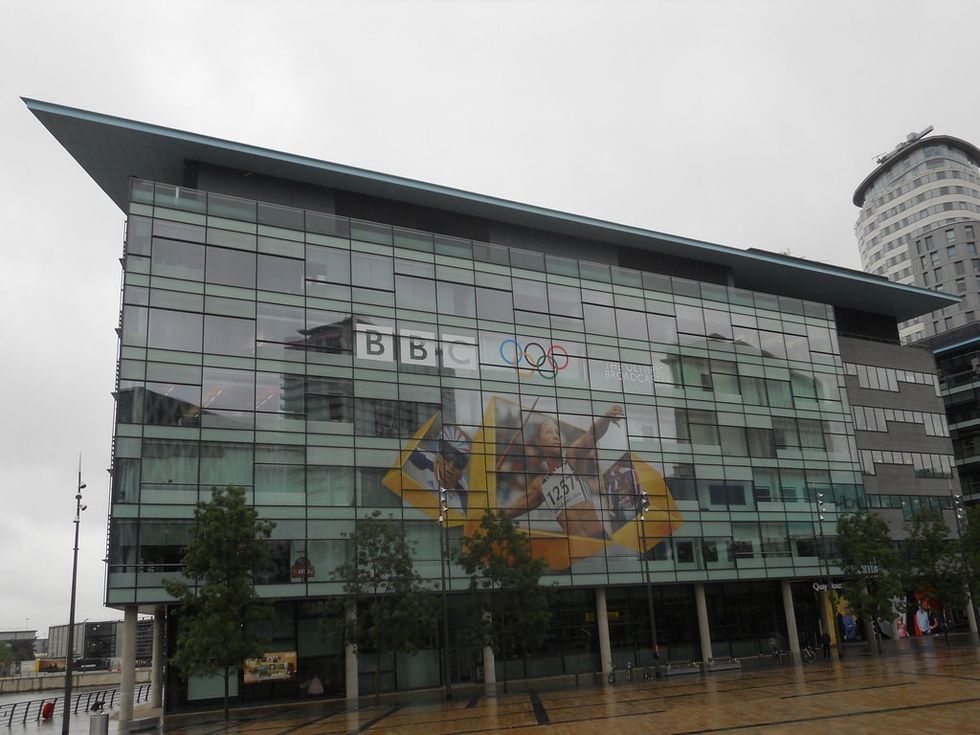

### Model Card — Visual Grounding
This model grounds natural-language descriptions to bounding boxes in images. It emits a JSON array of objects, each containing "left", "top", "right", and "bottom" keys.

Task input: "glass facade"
[
  {"left": 110, "top": 179, "right": 861, "bottom": 611},
  {"left": 104, "top": 179, "right": 880, "bottom": 703}
]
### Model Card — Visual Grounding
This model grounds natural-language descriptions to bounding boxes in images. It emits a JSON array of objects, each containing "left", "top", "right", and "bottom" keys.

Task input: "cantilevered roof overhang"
[{"left": 25, "top": 97, "right": 958, "bottom": 323}]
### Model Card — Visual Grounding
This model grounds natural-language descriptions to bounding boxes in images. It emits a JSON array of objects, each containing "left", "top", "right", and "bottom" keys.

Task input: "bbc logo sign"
[{"left": 355, "top": 324, "right": 479, "bottom": 370}]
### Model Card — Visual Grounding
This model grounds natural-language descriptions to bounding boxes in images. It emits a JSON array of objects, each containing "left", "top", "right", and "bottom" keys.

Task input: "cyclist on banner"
[
  {"left": 408, "top": 425, "right": 471, "bottom": 513},
  {"left": 502, "top": 405, "right": 624, "bottom": 537}
]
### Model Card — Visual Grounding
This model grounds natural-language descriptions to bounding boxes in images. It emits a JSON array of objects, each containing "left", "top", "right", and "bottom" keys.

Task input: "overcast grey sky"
[{"left": 1, "top": 0, "right": 978, "bottom": 637}]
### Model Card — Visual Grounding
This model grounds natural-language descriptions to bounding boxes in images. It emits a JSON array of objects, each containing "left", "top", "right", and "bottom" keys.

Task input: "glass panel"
[
  {"left": 204, "top": 315, "right": 255, "bottom": 356},
  {"left": 258, "top": 254, "right": 304, "bottom": 294},
  {"left": 147, "top": 309, "right": 202, "bottom": 352},
  {"left": 206, "top": 247, "right": 256, "bottom": 288}
]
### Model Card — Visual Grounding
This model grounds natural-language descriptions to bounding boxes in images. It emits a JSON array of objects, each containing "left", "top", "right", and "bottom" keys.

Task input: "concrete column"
[
  {"left": 780, "top": 580, "right": 800, "bottom": 661},
  {"left": 595, "top": 588, "right": 612, "bottom": 681},
  {"left": 345, "top": 601, "right": 358, "bottom": 703},
  {"left": 119, "top": 605, "right": 137, "bottom": 723},
  {"left": 150, "top": 607, "right": 165, "bottom": 708},
  {"left": 820, "top": 590, "right": 837, "bottom": 646},
  {"left": 968, "top": 592, "right": 979, "bottom": 634},
  {"left": 694, "top": 583, "right": 712, "bottom": 664},
  {"left": 482, "top": 645, "right": 496, "bottom": 695}
]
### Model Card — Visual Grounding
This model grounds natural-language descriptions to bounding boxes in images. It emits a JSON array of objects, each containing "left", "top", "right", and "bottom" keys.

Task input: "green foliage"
[
  {"left": 901, "top": 509, "right": 966, "bottom": 637},
  {"left": 836, "top": 512, "right": 902, "bottom": 625},
  {"left": 331, "top": 511, "right": 437, "bottom": 703},
  {"left": 163, "top": 485, "right": 275, "bottom": 719},
  {"left": 960, "top": 505, "right": 980, "bottom": 593},
  {"left": 457, "top": 512, "right": 552, "bottom": 684},
  {"left": 0, "top": 642, "right": 14, "bottom": 673}
]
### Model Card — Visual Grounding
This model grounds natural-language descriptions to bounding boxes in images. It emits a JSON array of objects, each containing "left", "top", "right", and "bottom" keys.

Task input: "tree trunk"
[
  {"left": 500, "top": 617, "right": 509, "bottom": 694},
  {"left": 223, "top": 665, "right": 230, "bottom": 721},
  {"left": 374, "top": 660, "right": 381, "bottom": 706},
  {"left": 863, "top": 615, "right": 879, "bottom": 656}
]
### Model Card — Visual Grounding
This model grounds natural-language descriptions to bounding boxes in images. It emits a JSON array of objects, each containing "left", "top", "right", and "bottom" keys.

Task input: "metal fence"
[{"left": 0, "top": 684, "right": 151, "bottom": 726}]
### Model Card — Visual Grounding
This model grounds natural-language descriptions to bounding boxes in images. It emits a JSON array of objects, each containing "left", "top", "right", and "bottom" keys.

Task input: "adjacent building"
[
  {"left": 29, "top": 99, "right": 963, "bottom": 713},
  {"left": 853, "top": 128, "right": 980, "bottom": 343},
  {"left": 47, "top": 619, "right": 153, "bottom": 666},
  {"left": 854, "top": 131, "right": 980, "bottom": 504}
]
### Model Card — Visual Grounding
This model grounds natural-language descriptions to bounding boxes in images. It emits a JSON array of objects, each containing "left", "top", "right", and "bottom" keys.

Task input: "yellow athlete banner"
[{"left": 383, "top": 395, "right": 683, "bottom": 571}]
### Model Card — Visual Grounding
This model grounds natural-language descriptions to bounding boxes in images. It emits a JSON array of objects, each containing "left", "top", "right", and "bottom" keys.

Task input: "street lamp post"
[
  {"left": 952, "top": 494, "right": 980, "bottom": 633},
  {"left": 637, "top": 490, "right": 658, "bottom": 674},
  {"left": 62, "top": 466, "right": 86, "bottom": 735},
  {"left": 437, "top": 488, "right": 453, "bottom": 699},
  {"left": 816, "top": 492, "right": 836, "bottom": 653}
]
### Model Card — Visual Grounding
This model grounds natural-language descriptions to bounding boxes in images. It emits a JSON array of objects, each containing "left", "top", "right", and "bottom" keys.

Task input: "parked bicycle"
[{"left": 801, "top": 645, "right": 817, "bottom": 663}]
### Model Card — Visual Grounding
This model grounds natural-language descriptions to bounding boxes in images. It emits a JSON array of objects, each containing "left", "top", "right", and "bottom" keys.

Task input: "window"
[
  {"left": 206, "top": 247, "right": 255, "bottom": 288},
  {"left": 437, "top": 281, "right": 476, "bottom": 318},
  {"left": 615, "top": 309, "right": 648, "bottom": 340},
  {"left": 306, "top": 245, "right": 349, "bottom": 284},
  {"left": 258, "top": 254, "right": 304, "bottom": 294},
  {"left": 955, "top": 261, "right": 966, "bottom": 275},
  {"left": 204, "top": 315, "right": 255, "bottom": 356},
  {"left": 947, "top": 245, "right": 957, "bottom": 258},
  {"left": 946, "top": 229, "right": 957, "bottom": 244},
  {"left": 968, "top": 243, "right": 978, "bottom": 256},
  {"left": 957, "top": 279, "right": 967, "bottom": 293},
  {"left": 512, "top": 279, "right": 548, "bottom": 312},
  {"left": 351, "top": 252, "right": 393, "bottom": 290},
  {"left": 395, "top": 275, "right": 436, "bottom": 312},
  {"left": 476, "top": 288, "right": 513, "bottom": 322},
  {"left": 151, "top": 239, "right": 204, "bottom": 281},
  {"left": 148, "top": 309, "right": 202, "bottom": 352}
]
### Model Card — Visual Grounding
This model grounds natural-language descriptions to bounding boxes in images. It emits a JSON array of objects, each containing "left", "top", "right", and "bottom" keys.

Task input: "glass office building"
[{"left": 28, "top": 99, "right": 960, "bottom": 710}]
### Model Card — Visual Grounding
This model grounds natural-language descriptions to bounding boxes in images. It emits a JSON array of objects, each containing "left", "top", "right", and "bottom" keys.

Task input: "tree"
[
  {"left": 163, "top": 485, "right": 275, "bottom": 720},
  {"left": 901, "top": 509, "right": 966, "bottom": 646},
  {"left": 836, "top": 512, "right": 902, "bottom": 653},
  {"left": 332, "top": 511, "right": 437, "bottom": 705},
  {"left": 960, "top": 505, "right": 980, "bottom": 624},
  {"left": 457, "top": 512, "right": 552, "bottom": 692},
  {"left": 0, "top": 642, "right": 14, "bottom": 675}
]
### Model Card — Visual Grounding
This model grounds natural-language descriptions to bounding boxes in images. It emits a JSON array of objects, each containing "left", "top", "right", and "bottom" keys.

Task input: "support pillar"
[
  {"left": 345, "top": 601, "right": 358, "bottom": 703},
  {"left": 780, "top": 580, "right": 800, "bottom": 661},
  {"left": 595, "top": 588, "right": 612, "bottom": 681},
  {"left": 119, "top": 605, "right": 137, "bottom": 724},
  {"left": 694, "top": 583, "right": 712, "bottom": 664},
  {"left": 150, "top": 607, "right": 165, "bottom": 708},
  {"left": 482, "top": 645, "right": 496, "bottom": 696}
]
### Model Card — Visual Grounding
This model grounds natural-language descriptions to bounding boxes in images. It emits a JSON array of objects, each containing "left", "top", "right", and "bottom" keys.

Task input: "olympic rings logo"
[{"left": 499, "top": 339, "right": 570, "bottom": 380}]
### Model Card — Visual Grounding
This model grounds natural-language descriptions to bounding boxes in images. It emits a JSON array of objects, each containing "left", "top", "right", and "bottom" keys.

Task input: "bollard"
[{"left": 90, "top": 713, "right": 109, "bottom": 735}]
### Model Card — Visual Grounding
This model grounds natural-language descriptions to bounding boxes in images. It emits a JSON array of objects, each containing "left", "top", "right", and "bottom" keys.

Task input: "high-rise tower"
[{"left": 853, "top": 129, "right": 980, "bottom": 342}]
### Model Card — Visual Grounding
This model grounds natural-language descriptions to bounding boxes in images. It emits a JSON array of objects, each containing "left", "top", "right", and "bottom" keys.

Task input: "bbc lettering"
[{"left": 355, "top": 325, "right": 479, "bottom": 370}]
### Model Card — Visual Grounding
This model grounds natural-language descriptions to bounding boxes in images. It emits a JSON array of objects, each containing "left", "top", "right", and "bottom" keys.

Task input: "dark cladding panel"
[
  {"left": 834, "top": 307, "right": 900, "bottom": 343},
  {"left": 487, "top": 221, "right": 616, "bottom": 264},
  {"left": 618, "top": 245, "right": 731, "bottom": 286},
  {"left": 334, "top": 190, "right": 490, "bottom": 242},
  {"left": 192, "top": 163, "right": 336, "bottom": 214}
]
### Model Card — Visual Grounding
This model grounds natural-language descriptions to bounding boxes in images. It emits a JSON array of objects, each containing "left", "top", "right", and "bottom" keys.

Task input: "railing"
[{"left": 0, "top": 684, "right": 151, "bottom": 726}]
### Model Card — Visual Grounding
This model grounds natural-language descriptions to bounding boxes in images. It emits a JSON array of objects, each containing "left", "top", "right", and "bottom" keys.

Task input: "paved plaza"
[{"left": 157, "top": 643, "right": 980, "bottom": 735}]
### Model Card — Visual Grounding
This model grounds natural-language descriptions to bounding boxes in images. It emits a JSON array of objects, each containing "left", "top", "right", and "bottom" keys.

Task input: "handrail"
[{"left": 0, "top": 683, "right": 152, "bottom": 726}]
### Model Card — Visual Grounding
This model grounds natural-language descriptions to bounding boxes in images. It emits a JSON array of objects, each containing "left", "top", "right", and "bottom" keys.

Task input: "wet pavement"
[{"left": 154, "top": 641, "right": 980, "bottom": 735}]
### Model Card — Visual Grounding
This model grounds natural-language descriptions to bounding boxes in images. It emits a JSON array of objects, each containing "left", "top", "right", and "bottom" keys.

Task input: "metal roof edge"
[{"left": 23, "top": 97, "right": 958, "bottom": 318}]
